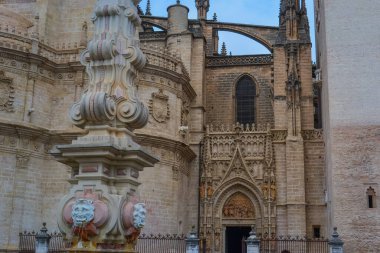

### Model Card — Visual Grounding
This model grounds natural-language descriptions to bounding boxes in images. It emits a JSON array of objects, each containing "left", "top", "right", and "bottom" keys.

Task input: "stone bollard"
[
  {"left": 35, "top": 223, "right": 51, "bottom": 253},
  {"left": 245, "top": 226, "right": 260, "bottom": 253},
  {"left": 329, "top": 227, "right": 344, "bottom": 253},
  {"left": 186, "top": 226, "right": 200, "bottom": 253}
]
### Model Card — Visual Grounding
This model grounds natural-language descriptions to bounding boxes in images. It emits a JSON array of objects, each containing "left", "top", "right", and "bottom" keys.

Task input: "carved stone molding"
[
  {"left": 302, "top": 129, "right": 323, "bottom": 142},
  {"left": 148, "top": 89, "right": 170, "bottom": 123},
  {"left": 0, "top": 71, "right": 14, "bottom": 112},
  {"left": 206, "top": 54, "right": 273, "bottom": 67},
  {"left": 271, "top": 129, "right": 287, "bottom": 143},
  {"left": 16, "top": 149, "right": 30, "bottom": 169}
]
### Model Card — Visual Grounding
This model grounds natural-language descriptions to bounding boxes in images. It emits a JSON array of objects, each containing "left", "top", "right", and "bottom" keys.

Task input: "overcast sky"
[{"left": 139, "top": 0, "right": 316, "bottom": 61}]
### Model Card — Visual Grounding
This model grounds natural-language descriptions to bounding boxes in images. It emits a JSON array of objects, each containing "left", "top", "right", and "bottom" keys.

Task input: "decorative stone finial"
[
  {"left": 35, "top": 223, "right": 51, "bottom": 253},
  {"left": 213, "top": 12, "right": 217, "bottom": 21},
  {"left": 221, "top": 42, "right": 227, "bottom": 56},
  {"left": 70, "top": 0, "right": 148, "bottom": 130},
  {"left": 329, "top": 227, "right": 344, "bottom": 253},
  {"left": 330, "top": 227, "right": 343, "bottom": 244},
  {"left": 177, "top": 0, "right": 180, "bottom": 4},
  {"left": 145, "top": 0, "right": 152, "bottom": 15}
]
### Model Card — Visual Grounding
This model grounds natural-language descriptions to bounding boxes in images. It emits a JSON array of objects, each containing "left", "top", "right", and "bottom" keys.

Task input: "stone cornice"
[
  {"left": 0, "top": 119, "right": 85, "bottom": 144},
  {"left": 0, "top": 47, "right": 83, "bottom": 73},
  {"left": 135, "top": 134, "right": 196, "bottom": 162},
  {"left": 0, "top": 120, "right": 196, "bottom": 162},
  {"left": 141, "top": 65, "right": 196, "bottom": 101}
]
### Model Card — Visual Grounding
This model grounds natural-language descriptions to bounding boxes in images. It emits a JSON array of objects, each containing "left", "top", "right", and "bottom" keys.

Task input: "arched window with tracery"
[{"left": 236, "top": 76, "right": 256, "bottom": 125}]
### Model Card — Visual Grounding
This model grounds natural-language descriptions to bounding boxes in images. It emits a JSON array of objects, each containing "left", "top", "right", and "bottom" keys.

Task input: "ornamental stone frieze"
[
  {"left": 0, "top": 71, "right": 14, "bottom": 112},
  {"left": 302, "top": 129, "right": 324, "bottom": 142}
]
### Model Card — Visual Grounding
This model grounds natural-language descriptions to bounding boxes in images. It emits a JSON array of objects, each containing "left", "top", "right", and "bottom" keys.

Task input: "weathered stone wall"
[
  {"left": 315, "top": 0, "right": 380, "bottom": 251},
  {"left": 0, "top": 131, "right": 71, "bottom": 249},
  {"left": 205, "top": 65, "right": 273, "bottom": 126},
  {"left": 304, "top": 140, "right": 327, "bottom": 237}
]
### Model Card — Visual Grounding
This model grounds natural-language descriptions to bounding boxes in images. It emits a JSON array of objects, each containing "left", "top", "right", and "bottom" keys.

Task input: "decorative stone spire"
[
  {"left": 70, "top": 0, "right": 148, "bottom": 130},
  {"left": 195, "top": 0, "right": 209, "bottom": 20},
  {"left": 145, "top": 0, "right": 152, "bottom": 15},
  {"left": 221, "top": 42, "right": 227, "bottom": 56},
  {"left": 277, "top": 0, "right": 310, "bottom": 43}
]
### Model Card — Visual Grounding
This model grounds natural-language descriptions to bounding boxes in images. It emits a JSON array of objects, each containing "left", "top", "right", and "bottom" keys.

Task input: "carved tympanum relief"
[
  {"left": 149, "top": 89, "right": 170, "bottom": 123},
  {"left": 0, "top": 71, "right": 15, "bottom": 112},
  {"left": 222, "top": 192, "right": 255, "bottom": 219}
]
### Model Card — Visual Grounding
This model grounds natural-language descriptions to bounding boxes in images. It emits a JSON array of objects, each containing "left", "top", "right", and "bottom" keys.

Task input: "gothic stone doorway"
[{"left": 225, "top": 226, "right": 251, "bottom": 253}]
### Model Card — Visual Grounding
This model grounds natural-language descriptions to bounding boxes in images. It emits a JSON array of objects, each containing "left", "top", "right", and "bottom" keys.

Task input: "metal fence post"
[
  {"left": 328, "top": 227, "right": 344, "bottom": 253},
  {"left": 245, "top": 226, "right": 260, "bottom": 253},
  {"left": 35, "top": 223, "right": 51, "bottom": 253},
  {"left": 186, "top": 226, "right": 200, "bottom": 253}
]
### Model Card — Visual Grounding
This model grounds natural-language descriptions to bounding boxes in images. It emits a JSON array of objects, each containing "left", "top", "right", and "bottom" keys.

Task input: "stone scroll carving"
[{"left": 70, "top": 0, "right": 148, "bottom": 130}]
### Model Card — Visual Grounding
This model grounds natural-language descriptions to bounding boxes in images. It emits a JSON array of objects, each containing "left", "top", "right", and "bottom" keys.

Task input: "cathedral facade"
[{"left": 0, "top": 1, "right": 378, "bottom": 253}]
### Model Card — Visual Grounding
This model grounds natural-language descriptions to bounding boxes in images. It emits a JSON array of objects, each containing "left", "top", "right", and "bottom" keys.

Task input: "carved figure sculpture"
[
  {"left": 71, "top": 199, "right": 95, "bottom": 227},
  {"left": 222, "top": 193, "right": 255, "bottom": 218},
  {"left": 133, "top": 203, "right": 146, "bottom": 229},
  {"left": 122, "top": 202, "right": 147, "bottom": 244},
  {"left": 71, "top": 199, "right": 97, "bottom": 242}
]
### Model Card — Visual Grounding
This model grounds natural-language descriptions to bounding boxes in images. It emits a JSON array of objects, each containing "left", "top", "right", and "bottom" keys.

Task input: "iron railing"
[
  {"left": 136, "top": 234, "right": 186, "bottom": 253},
  {"left": 19, "top": 232, "right": 329, "bottom": 253},
  {"left": 19, "top": 232, "right": 187, "bottom": 253},
  {"left": 259, "top": 235, "right": 329, "bottom": 253}
]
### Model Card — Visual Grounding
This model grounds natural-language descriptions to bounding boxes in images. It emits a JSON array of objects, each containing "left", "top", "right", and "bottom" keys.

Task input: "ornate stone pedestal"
[
  {"left": 51, "top": 126, "right": 157, "bottom": 251},
  {"left": 51, "top": 0, "right": 158, "bottom": 252}
]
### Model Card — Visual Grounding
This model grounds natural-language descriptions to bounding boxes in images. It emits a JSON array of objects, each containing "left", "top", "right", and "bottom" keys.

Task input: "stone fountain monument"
[{"left": 50, "top": 0, "right": 158, "bottom": 252}]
